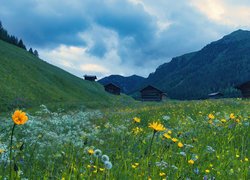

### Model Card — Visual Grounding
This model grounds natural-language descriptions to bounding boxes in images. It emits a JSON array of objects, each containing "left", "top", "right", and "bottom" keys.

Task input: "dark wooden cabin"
[
  {"left": 84, "top": 75, "right": 97, "bottom": 81},
  {"left": 208, "top": 92, "right": 224, "bottom": 99},
  {"left": 235, "top": 81, "right": 250, "bottom": 98},
  {"left": 104, "top": 83, "right": 121, "bottom": 95},
  {"left": 140, "top": 85, "right": 166, "bottom": 101}
]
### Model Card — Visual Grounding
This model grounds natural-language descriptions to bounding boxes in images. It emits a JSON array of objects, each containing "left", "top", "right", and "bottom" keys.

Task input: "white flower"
[
  {"left": 101, "top": 155, "right": 109, "bottom": 162},
  {"left": 104, "top": 161, "right": 113, "bottom": 169}
]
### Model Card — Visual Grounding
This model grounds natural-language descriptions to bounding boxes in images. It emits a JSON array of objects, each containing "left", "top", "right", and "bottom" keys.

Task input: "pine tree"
[
  {"left": 34, "top": 50, "right": 39, "bottom": 57},
  {"left": 28, "top": 48, "right": 33, "bottom": 54},
  {"left": 17, "top": 39, "right": 26, "bottom": 50}
]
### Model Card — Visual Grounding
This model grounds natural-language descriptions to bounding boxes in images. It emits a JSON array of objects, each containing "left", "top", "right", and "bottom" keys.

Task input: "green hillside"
[{"left": 0, "top": 40, "right": 123, "bottom": 111}]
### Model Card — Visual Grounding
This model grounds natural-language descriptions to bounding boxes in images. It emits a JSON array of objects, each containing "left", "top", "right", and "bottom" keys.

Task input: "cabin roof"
[
  {"left": 235, "top": 80, "right": 250, "bottom": 89},
  {"left": 104, "top": 83, "right": 121, "bottom": 90},
  {"left": 140, "top": 85, "right": 164, "bottom": 93},
  {"left": 84, "top": 75, "right": 97, "bottom": 79}
]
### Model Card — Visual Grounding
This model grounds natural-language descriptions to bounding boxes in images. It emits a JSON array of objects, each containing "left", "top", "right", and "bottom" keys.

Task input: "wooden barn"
[
  {"left": 140, "top": 85, "right": 166, "bottom": 101},
  {"left": 84, "top": 75, "right": 97, "bottom": 81},
  {"left": 104, "top": 83, "right": 121, "bottom": 95},
  {"left": 235, "top": 81, "right": 250, "bottom": 98},
  {"left": 208, "top": 92, "right": 224, "bottom": 99}
]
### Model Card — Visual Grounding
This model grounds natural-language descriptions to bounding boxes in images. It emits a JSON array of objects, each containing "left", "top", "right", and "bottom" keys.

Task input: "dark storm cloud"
[{"left": 0, "top": 0, "right": 249, "bottom": 77}]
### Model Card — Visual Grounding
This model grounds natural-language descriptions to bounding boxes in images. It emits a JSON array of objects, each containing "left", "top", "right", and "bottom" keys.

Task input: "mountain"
[
  {"left": 98, "top": 75, "right": 145, "bottom": 94},
  {"left": 145, "top": 29, "right": 250, "bottom": 99},
  {"left": 0, "top": 40, "right": 123, "bottom": 111}
]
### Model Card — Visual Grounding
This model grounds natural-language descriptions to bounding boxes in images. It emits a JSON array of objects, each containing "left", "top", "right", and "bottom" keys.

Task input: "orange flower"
[{"left": 12, "top": 110, "right": 28, "bottom": 125}]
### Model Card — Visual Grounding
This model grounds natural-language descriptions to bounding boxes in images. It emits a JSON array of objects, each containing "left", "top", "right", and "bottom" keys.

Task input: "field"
[{"left": 0, "top": 99, "right": 249, "bottom": 179}]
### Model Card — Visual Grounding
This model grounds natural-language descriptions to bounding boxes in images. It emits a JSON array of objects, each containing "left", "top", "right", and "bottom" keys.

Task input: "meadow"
[{"left": 0, "top": 99, "right": 249, "bottom": 179}]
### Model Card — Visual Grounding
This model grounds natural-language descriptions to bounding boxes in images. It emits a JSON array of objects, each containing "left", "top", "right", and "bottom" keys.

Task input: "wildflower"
[
  {"left": 245, "top": 157, "right": 249, "bottom": 162},
  {"left": 171, "top": 138, "right": 178, "bottom": 143},
  {"left": 133, "top": 117, "right": 141, "bottom": 123},
  {"left": 230, "top": 113, "right": 235, "bottom": 119},
  {"left": 148, "top": 122, "right": 165, "bottom": 132},
  {"left": 104, "top": 161, "right": 112, "bottom": 169},
  {"left": 167, "top": 130, "right": 172, "bottom": 134},
  {"left": 131, "top": 164, "right": 138, "bottom": 169},
  {"left": 178, "top": 142, "right": 184, "bottom": 148},
  {"left": 12, "top": 110, "right": 28, "bottom": 125},
  {"left": 88, "top": 149, "right": 94, "bottom": 155},
  {"left": 188, "top": 160, "right": 194, "bottom": 165},
  {"left": 220, "top": 119, "right": 227, "bottom": 123},
  {"left": 235, "top": 119, "right": 240, "bottom": 123},
  {"left": 99, "top": 168, "right": 105, "bottom": 172},
  {"left": 180, "top": 151, "right": 186, "bottom": 156},
  {"left": 101, "top": 155, "right": 109, "bottom": 162},
  {"left": 0, "top": 149, "right": 4, "bottom": 154},
  {"left": 205, "top": 169, "right": 210, "bottom": 173},
  {"left": 132, "top": 127, "right": 143, "bottom": 135},
  {"left": 94, "top": 149, "right": 102, "bottom": 157},
  {"left": 236, "top": 154, "right": 240, "bottom": 158},
  {"left": 208, "top": 113, "right": 215, "bottom": 120},
  {"left": 194, "top": 167, "right": 199, "bottom": 174},
  {"left": 159, "top": 172, "right": 166, "bottom": 176},
  {"left": 163, "top": 133, "right": 171, "bottom": 139}
]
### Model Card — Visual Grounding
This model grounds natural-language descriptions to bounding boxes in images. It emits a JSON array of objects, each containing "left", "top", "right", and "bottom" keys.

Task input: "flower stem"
[
  {"left": 9, "top": 123, "right": 16, "bottom": 179},
  {"left": 148, "top": 130, "right": 156, "bottom": 157}
]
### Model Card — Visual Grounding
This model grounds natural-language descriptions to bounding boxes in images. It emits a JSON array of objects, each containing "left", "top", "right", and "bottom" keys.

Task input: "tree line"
[{"left": 0, "top": 21, "right": 39, "bottom": 57}]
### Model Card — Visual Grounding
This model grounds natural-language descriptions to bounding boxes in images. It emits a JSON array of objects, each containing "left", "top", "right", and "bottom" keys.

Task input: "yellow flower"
[
  {"left": 177, "top": 142, "right": 184, "bottom": 148},
  {"left": 99, "top": 168, "right": 105, "bottom": 172},
  {"left": 208, "top": 120, "right": 213, "bottom": 124},
  {"left": 132, "top": 127, "right": 143, "bottom": 135},
  {"left": 205, "top": 169, "right": 210, "bottom": 173},
  {"left": 133, "top": 117, "right": 141, "bottom": 123},
  {"left": 159, "top": 172, "right": 166, "bottom": 176},
  {"left": 167, "top": 130, "right": 172, "bottom": 134},
  {"left": 221, "top": 119, "right": 227, "bottom": 123},
  {"left": 148, "top": 122, "right": 165, "bottom": 132},
  {"left": 236, "top": 154, "right": 240, "bottom": 158},
  {"left": 171, "top": 138, "right": 178, "bottom": 143},
  {"left": 12, "top": 110, "right": 28, "bottom": 125},
  {"left": 188, "top": 159, "right": 194, "bottom": 165},
  {"left": 230, "top": 113, "right": 235, "bottom": 119},
  {"left": 235, "top": 119, "right": 240, "bottom": 123},
  {"left": 245, "top": 157, "right": 249, "bottom": 162},
  {"left": 132, "top": 163, "right": 139, "bottom": 168},
  {"left": 208, "top": 113, "right": 215, "bottom": 119},
  {"left": 163, "top": 133, "right": 171, "bottom": 139},
  {"left": 0, "top": 149, "right": 5, "bottom": 154},
  {"left": 88, "top": 149, "right": 94, "bottom": 155}
]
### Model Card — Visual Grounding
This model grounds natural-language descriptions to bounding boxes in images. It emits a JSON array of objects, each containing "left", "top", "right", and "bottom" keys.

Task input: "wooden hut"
[
  {"left": 84, "top": 75, "right": 97, "bottom": 81},
  {"left": 235, "top": 81, "right": 250, "bottom": 98},
  {"left": 104, "top": 83, "right": 121, "bottom": 95},
  {"left": 140, "top": 85, "right": 166, "bottom": 101},
  {"left": 208, "top": 92, "right": 223, "bottom": 99}
]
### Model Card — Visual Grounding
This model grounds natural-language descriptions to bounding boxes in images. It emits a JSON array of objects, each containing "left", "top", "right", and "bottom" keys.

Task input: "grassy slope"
[{"left": 0, "top": 40, "right": 128, "bottom": 111}]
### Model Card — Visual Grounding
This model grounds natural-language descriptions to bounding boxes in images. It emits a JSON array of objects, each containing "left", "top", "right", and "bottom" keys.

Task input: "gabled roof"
[
  {"left": 235, "top": 80, "right": 250, "bottom": 89},
  {"left": 104, "top": 83, "right": 121, "bottom": 90},
  {"left": 140, "top": 85, "right": 164, "bottom": 93},
  {"left": 84, "top": 75, "right": 97, "bottom": 79}
]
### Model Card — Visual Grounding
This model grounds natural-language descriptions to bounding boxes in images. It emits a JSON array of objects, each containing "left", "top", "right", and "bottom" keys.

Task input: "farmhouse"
[
  {"left": 235, "top": 81, "right": 250, "bottom": 98},
  {"left": 84, "top": 75, "right": 97, "bottom": 81},
  {"left": 140, "top": 85, "right": 166, "bottom": 101},
  {"left": 208, "top": 92, "right": 224, "bottom": 99},
  {"left": 104, "top": 83, "right": 121, "bottom": 95}
]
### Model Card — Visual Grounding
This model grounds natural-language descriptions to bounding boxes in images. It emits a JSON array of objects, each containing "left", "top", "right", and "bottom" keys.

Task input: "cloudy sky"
[{"left": 1, "top": 0, "right": 250, "bottom": 78}]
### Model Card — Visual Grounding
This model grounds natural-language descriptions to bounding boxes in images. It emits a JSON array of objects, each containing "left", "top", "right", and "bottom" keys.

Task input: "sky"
[{"left": 1, "top": 0, "right": 250, "bottom": 78}]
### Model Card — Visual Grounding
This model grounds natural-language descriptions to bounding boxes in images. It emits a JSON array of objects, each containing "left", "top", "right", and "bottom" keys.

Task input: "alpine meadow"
[{"left": 0, "top": 1, "right": 250, "bottom": 180}]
